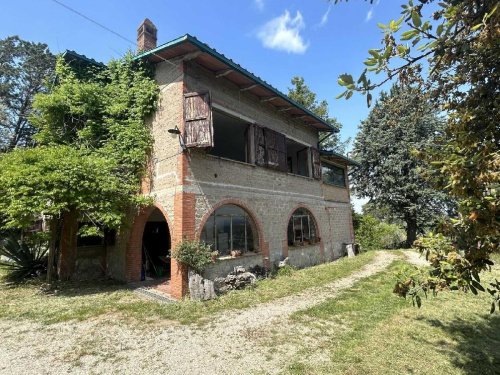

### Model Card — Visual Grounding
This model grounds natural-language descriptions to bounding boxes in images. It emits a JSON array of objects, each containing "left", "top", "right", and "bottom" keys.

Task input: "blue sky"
[{"left": 1, "top": 0, "right": 407, "bottom": 209}]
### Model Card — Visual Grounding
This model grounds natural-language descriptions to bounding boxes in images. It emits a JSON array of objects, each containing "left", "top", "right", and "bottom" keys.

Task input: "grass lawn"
[
  {"left": 0, "top": 250, "right": 376, "bottom": 325},
  {"left": 284, "top": 254, "right": 500, "bottom": 375}
]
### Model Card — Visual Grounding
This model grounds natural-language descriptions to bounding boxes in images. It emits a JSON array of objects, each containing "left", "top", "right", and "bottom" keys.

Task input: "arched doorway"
[{"left": 141, "top": 207, "right": 171, "bottom": 281}]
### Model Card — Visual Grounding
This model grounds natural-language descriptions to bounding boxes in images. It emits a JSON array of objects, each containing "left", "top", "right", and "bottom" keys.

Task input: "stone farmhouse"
[{"left": 60, "top": 19, "right": 358, "bottom": 299}]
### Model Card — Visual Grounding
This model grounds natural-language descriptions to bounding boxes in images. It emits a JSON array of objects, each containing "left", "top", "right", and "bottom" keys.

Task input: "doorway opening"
[{"left": 141, "top": 208, "right": 171, "bottom": 281}]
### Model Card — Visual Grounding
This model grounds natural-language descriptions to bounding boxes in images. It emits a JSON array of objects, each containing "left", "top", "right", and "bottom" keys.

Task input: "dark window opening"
[
  {"left": 322, "top": 163, "right": 346, "bottom": 187},
  {"left": 287, "top": 208, "right": 319, "bottom": 246},
  {"left": 286, "top": 139, "right": 310, "bottom": 177},
  {"left": 209, "top": 110, "right": 250, "bottom": 163},
  {"left": 142, "top": 208, "right": 171, "bottom": 280},
  {"left": 201, "top": 204, "right": 257, "bottom": 257},
  {"left": 77, "top": 223, "right": 116, "bottom": 247}
]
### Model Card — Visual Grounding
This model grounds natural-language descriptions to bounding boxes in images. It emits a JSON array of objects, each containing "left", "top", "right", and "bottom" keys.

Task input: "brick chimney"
[{"left": 137, "top": 18, "right": 157, "bottom": 52}]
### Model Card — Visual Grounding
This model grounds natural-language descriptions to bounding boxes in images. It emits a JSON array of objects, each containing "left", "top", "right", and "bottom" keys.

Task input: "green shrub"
[
  {"left": 356, "top": 215, "right": 405, "bottom": 250},
  {"left": 0, "top": 234, "right": 48, "bottom": 282},
  {"left": 171, "top": 240, "right": 213, "bottom": 273}
]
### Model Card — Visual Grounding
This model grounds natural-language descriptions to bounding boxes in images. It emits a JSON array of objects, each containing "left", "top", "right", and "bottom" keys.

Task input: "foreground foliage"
[
  {"left": 338, "top": 0, "right": 499, "bottom": 308},
  {"left": 0, "top": 234, "right": 48, "bottom": 282}
]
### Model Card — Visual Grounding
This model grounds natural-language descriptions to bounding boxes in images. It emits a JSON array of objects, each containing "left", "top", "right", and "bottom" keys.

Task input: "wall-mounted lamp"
[{"left": 168, "top": 126, "right": 181, "bottom": 135}]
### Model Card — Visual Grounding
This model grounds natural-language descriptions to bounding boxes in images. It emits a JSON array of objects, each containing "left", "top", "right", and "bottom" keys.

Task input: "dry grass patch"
[{"left": 0, "top": 251, "right": 377, "bottom": 325}]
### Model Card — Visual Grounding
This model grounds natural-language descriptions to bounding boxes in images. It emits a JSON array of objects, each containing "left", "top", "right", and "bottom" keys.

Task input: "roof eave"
[{"left": 134, "top": 34, "right": 336, "bottom": 133}]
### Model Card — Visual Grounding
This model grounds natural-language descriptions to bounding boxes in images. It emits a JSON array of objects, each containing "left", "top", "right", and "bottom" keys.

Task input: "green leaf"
[
  {"left": 401, "top": 30, "right": 418, "bottom": 40},
  {"left": 339, "top": 74, "right": 354, "bottom": 85},
  {"left": 436, "top": 24, "right": 444, "bottom": 36},
  {"left": 471, "top": 23, "right": 483, "bottom": 31},
  {"left": 470, "top": 284, "right": 478, "bottom": 295},
  {"left": 377, "top": 23, "right": 387, "bottom": 29},
  {"left": 368, "top": 49, "right": 380, "bottom": 58},
  {"left": 471, "top": 280, "right": 485, "bottom": 292},
  {"left": 412, "top": 11, "right": 421, "bottom": 27},
  {"left": 416, "top": 295, "right": 422, "bottom": 308},
  {"left": 335, "top": 91, "right": 347, "bottom": 99},
  {"left": 364, "top": 59, "right": 377, "bottom": 66},
  {"left": 345, "top": 91, "right": 353, "bottom": 100}
]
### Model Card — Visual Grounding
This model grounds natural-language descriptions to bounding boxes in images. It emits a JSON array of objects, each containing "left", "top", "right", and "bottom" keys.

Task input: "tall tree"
[
  {"left": 336, "top": 1, "right": 499, "bottom": 308},
  {"left": 0, "top": 54, "right": 158, "bottom": 281},
  {"left": 0, "top": 36, "right": 55, "bottom": 150},
  {"left": 351, "top": 84, "right": 448, "bottom": 247},
  {"left": 288, "top": 76, "right": 349, "bottom": 154}
]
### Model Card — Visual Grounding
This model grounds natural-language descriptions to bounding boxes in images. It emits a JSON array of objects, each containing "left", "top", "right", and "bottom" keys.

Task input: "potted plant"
[{"left": 171, "top": 240, "right": 215, "bottom": 300}]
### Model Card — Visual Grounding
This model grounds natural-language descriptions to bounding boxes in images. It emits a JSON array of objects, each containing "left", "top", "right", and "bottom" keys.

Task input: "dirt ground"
[{"left": 0, "top": 252, "right": 396, "bottom": 375}]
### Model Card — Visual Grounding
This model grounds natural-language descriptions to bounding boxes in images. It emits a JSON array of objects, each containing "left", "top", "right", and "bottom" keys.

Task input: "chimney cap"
[{"left": 138, "top": 18, "right": 157, "bottom": 32}]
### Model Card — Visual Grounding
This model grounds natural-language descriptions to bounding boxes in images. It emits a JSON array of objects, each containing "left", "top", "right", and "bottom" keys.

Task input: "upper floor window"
[
  {"left": 201, "top": 204, "right": 257, "bottom": 256},
  {"left": 322, "top": 163, "right": 346, "bottom": 187},
  {"left": 287, "top": 208, "right": 319, "bottom": 246},
  {"left": 209, "top": 110, "right": 251, "bottom": 163},
  {"left": 184, "top": 91, "right": 322, "bottom": 180}
]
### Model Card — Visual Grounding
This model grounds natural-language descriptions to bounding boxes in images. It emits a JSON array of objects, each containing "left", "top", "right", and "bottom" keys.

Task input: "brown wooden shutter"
[
  {"left": 184, "top": 92, "right": 213, "bottom": 148},
  {"left": 263, "top": 128, "right": 287, "bottom": 171},
  {"left": 254, "top": 125, "right": 266, "bottom": 166},
  {"left": 311, "top": 147, "right": 322, "bottom": 180}
]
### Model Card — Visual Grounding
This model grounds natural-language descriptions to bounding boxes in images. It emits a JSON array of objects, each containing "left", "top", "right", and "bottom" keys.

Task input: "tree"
[
  {"left": 288, "top": 76, "right": 349, "bottom": 154},
  {"left": 0, "top": 54, "right": 158, "bottom": 282},
  {"left": 0, "top": 36, "right": 55, "bottom": 151},
  {"left": 336, "top": 1, "right": 499, "bottom": 309},
  {"left": 351, "top": 84, "right": 449, "bottom": 247}
]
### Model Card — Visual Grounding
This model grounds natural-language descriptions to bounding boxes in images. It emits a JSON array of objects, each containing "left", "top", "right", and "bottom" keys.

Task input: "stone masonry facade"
[{"left": 67, "top": 31, "right": 355, "bottom": 300}]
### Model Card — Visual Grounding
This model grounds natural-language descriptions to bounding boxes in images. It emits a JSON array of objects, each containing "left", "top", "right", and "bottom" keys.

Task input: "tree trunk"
[
  {"left": 57, "top": 209, "right": 78, "bottom": 281},
  {"left": 46, "top": 218, "right": 59, "bottom": 284},
  {"left": 405, "top": 216, "right": 417, "bottom": 248}
]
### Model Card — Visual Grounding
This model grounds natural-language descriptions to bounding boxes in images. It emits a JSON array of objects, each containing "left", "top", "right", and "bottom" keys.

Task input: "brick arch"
[
  {"left": 282, "top": 204, "right": 324, "bottom": 259},
  {"left": 125, "top": 202, "right": 172, "bottom": 281},
  {"left": 196, "top": 198, "right": 269, "bottom": 266}
]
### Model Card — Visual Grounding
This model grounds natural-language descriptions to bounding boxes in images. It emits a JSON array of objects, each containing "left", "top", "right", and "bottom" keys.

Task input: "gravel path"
[{"left": 0, "top": 251, "right": 396, "bottom": 375}]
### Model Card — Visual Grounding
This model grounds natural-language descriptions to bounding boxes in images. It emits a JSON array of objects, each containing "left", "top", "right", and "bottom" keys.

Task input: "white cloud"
[
  {"left": 365, "top": 9, "right": 374, "bottom": 22},
  {"left": 254, "top": 0, "right": 264, "bottom": 11},
  {"left": 318, "top": 5, "right": 332, "bottom": 28},
  {"left": 257, "top": 10, "right": 309, "bottom": 54}
]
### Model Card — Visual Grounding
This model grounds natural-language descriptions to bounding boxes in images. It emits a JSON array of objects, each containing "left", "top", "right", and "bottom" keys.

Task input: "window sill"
[
  {"left": 206, "top": 154, "right": 256, "bottom": 168},
  {"left": 287, "top": 173, "right": 313, "bottom": 180},
  {"left": 289, "top": 243, "right": 321, "bottom": 250},
  {"left": 322, "top": 181, "right": 347, "bottom": 189},
  {"left": 216, "top": 252, "right": 261, "bottom": 261}
]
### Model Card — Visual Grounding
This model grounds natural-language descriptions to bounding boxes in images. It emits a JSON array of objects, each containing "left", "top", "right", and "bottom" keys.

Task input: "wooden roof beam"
[
  {"left": 292, "top": 114, "right": 309, "bottom": 119},
  {"left": 278, "top": 107, "right": 294, "bottom": 112},
  {"left": 215, "top": 69, "right": 233, "bottom": 78},
  {"left": 182, "top": 51, "right": 202, "bottom": 61},
  {"left": 260, "top": 96, "right": 278, "bottom": 102},
  {"left": 240, "top": 84, "right": 259, "bottom": 92}
]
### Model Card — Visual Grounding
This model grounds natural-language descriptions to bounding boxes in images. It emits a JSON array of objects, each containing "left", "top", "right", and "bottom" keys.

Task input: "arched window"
[
  {"left": 201, "top": 204, "right": 257, "bottom": 256},
  {"left": 287, "top": 208, "right": 319, "bottom": 246}
]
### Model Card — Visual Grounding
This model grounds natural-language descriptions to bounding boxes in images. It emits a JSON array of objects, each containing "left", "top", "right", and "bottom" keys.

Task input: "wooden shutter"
[
  {"left": 311, "top": 147, "right": 322, "bottom": 180},
  {"left": 254, "top": 125, "right": 266, "bottom": 166},
  {"left": 264, "top": 128, "right": 287, "bottom": 171},
  {"left": 184, "top": 92, "right": 213, "bottom": 148}
]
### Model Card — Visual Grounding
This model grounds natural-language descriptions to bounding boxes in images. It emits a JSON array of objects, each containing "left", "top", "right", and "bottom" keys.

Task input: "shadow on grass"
[{"left": 420, "top": 315, "right": 500, "bottom": 375}]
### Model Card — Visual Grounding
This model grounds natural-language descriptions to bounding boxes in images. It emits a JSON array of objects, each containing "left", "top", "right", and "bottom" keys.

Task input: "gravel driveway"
[{"left": 0, "top": 251, "right": 396, "bottom": 375}]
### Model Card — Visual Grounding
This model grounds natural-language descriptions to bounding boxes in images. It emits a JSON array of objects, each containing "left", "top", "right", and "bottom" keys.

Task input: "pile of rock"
[
  {"left": 188, "top": 266, "right": 258, "bottom": 300},
  {"left": 214, "top": 266, "right": 257, "bottom": 295}
]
